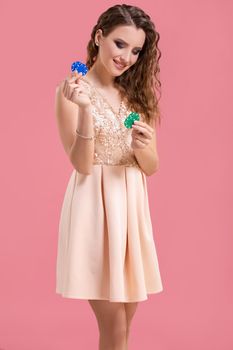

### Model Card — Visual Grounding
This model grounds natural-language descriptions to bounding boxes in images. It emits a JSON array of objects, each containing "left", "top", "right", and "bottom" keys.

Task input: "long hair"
[{"left": 86, "top": 4, "right": 162, "bottom": 127}]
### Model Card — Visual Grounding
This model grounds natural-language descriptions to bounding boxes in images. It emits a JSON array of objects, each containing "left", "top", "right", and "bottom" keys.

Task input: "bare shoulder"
[{"left": 54, "top": 79, "right": 79, "bottom": 156}]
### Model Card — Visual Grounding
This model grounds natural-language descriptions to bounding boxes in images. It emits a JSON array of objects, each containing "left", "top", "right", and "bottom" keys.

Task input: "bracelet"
[{"left": 75, "top": 129, "right": 94, "bottom": 140}]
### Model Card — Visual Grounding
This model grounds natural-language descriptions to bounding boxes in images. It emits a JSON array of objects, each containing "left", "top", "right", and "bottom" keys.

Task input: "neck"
[{"left": 86, "top": 59, "right": 116, "bottom": 89}]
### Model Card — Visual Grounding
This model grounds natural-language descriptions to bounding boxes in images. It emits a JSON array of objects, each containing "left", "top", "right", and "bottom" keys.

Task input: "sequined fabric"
[{"left": 81, "top": 78, "right": 141, "bottom": 169}]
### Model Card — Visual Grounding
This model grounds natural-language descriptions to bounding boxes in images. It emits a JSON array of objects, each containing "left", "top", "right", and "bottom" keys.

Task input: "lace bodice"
[{"left": 81, "top": 77, "right": 142, "bottom": 169}]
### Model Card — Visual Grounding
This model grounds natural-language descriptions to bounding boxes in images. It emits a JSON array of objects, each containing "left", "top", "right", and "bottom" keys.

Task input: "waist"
[{"left": 93, "top": 159, "right": 140, "bottom": 169}]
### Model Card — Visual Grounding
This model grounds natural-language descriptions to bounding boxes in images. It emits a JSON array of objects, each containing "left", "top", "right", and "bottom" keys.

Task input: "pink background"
[{"left": 0, "top": 0, "right": 232, "bottom": 349}]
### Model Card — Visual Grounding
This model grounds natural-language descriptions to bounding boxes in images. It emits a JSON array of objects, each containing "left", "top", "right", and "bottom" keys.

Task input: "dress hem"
[{"left": 55, "top": 288, "right": 163, "bottom": 303}]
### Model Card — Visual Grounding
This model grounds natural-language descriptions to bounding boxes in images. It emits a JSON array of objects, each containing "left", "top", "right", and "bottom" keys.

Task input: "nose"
[{"left": 120, "top": 51, "right": 132, "bottom": 65}]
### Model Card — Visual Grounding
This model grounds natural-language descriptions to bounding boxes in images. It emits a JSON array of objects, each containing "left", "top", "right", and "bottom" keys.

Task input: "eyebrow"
[{"left": 114, "top": 38, "right": 142, "bottom": 50}]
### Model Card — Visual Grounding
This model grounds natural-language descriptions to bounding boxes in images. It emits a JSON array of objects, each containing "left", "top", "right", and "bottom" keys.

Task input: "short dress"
[{"left": 55, "top": 77, "right": 163, "bottom": 302}]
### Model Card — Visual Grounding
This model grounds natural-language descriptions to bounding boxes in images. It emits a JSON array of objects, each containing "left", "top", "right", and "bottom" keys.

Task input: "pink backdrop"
[{"left": 0, "top": 0, "right": 232, "bottom": 349}]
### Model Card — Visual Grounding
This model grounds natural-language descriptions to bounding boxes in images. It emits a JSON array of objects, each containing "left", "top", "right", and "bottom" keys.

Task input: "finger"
[
  {"left": 67, "top": 83, "right": 76, "bottom": 100},
  {"left": 69, "top": 75, "right": 79, "bottom": 83},
  {"left": 134, "top": 133, "right": 146, "bottom": 141},
  {"left": 134, "top": 124, "right": 153, "bottom": 137},
  {"left": 70, "top": 87, "right": 86, "bottom": 102},
  {"left": 71, "top": 70, "right": 82, "bottom": 76},
  {"left": 132, "top": 125, "right": 153, "bottom": 139},
  {"left": 137, "top": 123, "right": 154, "bottom": 135},
  {"left": 132, "top": 130, "right": 146, "bottom": 143},
  {"left": 65, "top": 80, "right": 72, "bottom": 98},
  {"left": 132, "top": 129, "right": 150, "bottom": 144},
  {"left": 69, "top": 71, "right": 83, "bottom": 83},
  {"left": 131, "top": 130, "right": 146, "bottom": 148},
  {"left": 65, "top": 77, "right": 81, "bottom": 99},
  {"left": 134, "top": 121, "right": 154, "bottom": 133},
  {"left": 66, "top": 73, "right": 77, "bottom": 85},
  {"left": 70, "top": 89, "right": 78, "bottom": 102},
  {"left": 135, "top": 138, "right": 146, "bottom": 147},
  {"left": 72, "top": 88, "right": 82, "bottom": 96},
  {"left": 69, "top": 82, "right": 81, "bottom": 88},
  {"left": 65, "top": 80, "right": 80, "bottom": 94}
]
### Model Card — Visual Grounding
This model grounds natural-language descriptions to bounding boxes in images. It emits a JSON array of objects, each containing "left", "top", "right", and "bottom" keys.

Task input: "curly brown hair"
[{"left": 86, "top": 4, "right": 162, "bottom": 127}]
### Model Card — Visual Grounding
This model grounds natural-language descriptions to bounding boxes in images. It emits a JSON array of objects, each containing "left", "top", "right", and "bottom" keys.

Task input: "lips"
[{"left": 113, "top": 59, "right": 126, "bottom": 69}]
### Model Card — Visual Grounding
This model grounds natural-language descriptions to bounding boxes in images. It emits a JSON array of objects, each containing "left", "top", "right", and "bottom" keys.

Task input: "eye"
[
  {"left": 115, "top": 40, "right": 124, "bottom": 49},
  {"left": 114, "top": 40, "right": 141, "bottom": 56}
]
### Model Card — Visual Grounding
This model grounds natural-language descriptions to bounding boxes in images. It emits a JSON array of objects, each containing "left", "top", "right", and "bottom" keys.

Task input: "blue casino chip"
[{"left": 71, "top": 61, "right": 88, "bottom": 76}]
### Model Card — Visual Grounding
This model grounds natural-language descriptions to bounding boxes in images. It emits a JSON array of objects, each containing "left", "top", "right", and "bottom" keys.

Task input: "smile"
[{"left": 113, "top": 59, "right": 126, "bottom": 70}]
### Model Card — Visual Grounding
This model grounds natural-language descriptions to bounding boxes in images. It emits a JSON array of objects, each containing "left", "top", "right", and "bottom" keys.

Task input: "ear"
[{"left": 95, "top": 29, "right": 103, "bottom": 43}]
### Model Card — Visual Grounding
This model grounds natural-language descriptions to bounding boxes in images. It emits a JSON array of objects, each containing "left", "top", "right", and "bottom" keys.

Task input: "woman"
[{"left": 55, "top": 4, "right": 163, "bottom": 350}]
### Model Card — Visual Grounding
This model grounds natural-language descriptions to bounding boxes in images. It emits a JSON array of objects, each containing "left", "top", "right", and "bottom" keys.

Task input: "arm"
[{"left": 55, "top": 81, "right": 94, "bottom": 175}]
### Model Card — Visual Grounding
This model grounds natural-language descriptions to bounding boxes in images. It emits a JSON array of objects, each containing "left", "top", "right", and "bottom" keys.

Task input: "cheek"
[
  {"left": 109, "top": 45, "right": 119, "bottom": 58},
  {"left": 100, "top": 43, "right": 113, "bottom": 60},
  {"left": 131, "top": 55, "right": 139, "bottom": 65}
]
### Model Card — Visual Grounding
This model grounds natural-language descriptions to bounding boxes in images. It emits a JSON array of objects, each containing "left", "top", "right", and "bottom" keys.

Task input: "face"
[{"left": 95, "top": 25, "right": 146, "bottom": 76}]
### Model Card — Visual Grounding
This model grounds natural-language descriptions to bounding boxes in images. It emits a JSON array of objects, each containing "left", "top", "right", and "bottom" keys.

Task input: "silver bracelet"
[{"left": 75, "top": 129, "right": 94, "bottom": 140}]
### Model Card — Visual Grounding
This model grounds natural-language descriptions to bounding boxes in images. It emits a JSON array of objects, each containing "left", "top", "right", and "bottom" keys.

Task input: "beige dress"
[{"left": 55, "top": 77, "right": 163, "bottom": 302}]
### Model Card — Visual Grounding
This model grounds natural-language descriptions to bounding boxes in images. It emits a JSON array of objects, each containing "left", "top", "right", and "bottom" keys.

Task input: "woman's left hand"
[{"left": 131, "top": 120, "right": 154, "bottom": 149}]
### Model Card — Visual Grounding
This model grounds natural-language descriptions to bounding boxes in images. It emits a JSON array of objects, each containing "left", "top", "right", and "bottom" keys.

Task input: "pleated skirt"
[{"left": 56, "top": 164, "right": 163, "bottom": 302}]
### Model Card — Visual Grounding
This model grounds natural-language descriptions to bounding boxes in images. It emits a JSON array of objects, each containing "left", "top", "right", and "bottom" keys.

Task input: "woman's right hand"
[{"left": 62, "top": 71, "right": 92, "bottom": 108}]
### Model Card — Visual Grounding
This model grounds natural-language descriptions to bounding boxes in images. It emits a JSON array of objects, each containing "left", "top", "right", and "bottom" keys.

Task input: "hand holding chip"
[
  {"left": 62, "top": 61, "right": 91, "bottom": 108},
  {"left": 124, "top": 112, "right": 153, "bottom": 149},
  {"left": 131, "top": 120, "right": 154, "bottom": 149}
]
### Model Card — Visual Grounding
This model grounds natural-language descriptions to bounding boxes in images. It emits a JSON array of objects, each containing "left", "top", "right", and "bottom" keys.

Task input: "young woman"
[{"left": 55, "top": 4, "right": 163, "bottom": 350}]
